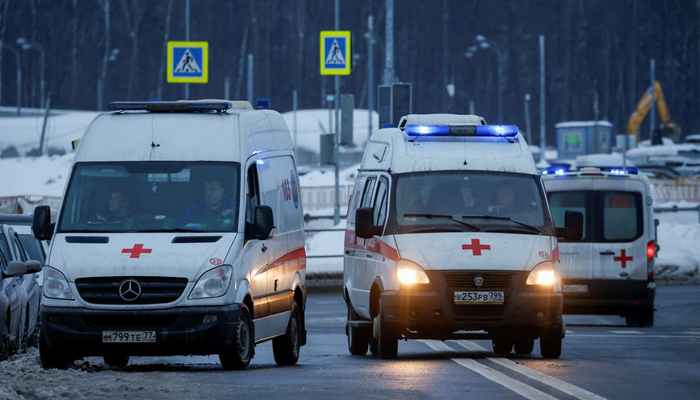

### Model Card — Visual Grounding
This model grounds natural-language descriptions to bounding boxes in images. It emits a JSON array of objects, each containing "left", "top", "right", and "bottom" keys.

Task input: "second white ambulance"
[{"left": 344, "top": 114, "right": 582, "bottom": 359}]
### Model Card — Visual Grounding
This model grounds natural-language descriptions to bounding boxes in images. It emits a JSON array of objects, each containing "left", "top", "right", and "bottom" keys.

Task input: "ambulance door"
[
  {"left": 366, "top": 175, "right": 391, "bottom": 298},
  {"left": 344, "top": 175, "right": 366, "bottom": 309},
  {"left": 547, "top": 190, "right": 594, "bottom": 281},
  {"left": 351, "top": 175, "right": 377, "bottom": 315},
  {"left": 593, "top": 190, "right": 647, "bottom": 281},
  {"left": 243, "top": 161, "right": 270, "bottom": 321}
]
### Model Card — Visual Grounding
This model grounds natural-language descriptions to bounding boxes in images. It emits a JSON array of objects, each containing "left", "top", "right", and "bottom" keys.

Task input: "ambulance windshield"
[
  {"left": 391, "top": 171, "right": 554, "bottom": 235},
  {"left": 58, "top": 161, "right": 240, "bottom": 233}
]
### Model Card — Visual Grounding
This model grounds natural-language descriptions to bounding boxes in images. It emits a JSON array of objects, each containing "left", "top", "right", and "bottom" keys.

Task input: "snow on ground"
[
  {"left": 0, "top": 154, "right": 72, "bottom": 197},
  {"left": 655, "top": 202, "right": 700, "bottom": 283},
  {"left": 280, "top": 109, "right": 378, "bottom": 154}
]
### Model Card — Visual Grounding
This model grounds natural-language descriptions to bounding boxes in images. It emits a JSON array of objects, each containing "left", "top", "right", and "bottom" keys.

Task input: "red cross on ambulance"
[
  {"left": 122, "top": 244, "right": 153, "bottom": 259},
  {"left": 614, "top": 249, "right": 633, "bottom": 268},
  {"left": 462, "top": 239, "right": 491, "bottom": 256}
]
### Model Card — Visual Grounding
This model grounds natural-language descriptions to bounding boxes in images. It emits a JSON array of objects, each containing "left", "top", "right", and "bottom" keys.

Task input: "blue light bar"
[
  {"left": 108, "top": 101, "right": 232, "bottom": 113},
  {"left": 405, "top": 124, "right": 519, "bottom": 137},
  {"left": 405, "top": 124, "right": 450, "bottom": 136},
  {"left": 605, "top": 167, "right": 638, "bottom": 175},
  {"left": 542, "top": 165, "right": 570, "bottom": 176}
]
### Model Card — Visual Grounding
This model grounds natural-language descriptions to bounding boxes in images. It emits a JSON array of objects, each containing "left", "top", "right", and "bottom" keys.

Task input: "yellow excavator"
[{"left": 627, "top": 81, "right": 681, "bottom": 141}]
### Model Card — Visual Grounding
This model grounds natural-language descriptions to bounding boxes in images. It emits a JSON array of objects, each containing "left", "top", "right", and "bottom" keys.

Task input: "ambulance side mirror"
[
  {"left": 557, "top": 210, "right": 583, "bottom": 241},
  {"left": 32, "top": 205, "right": 54, "bottom": 241},
  {"left": 253, "top": 205, "right": 275, "bottom": 240},
  {"left": 355, "top": 207, "right": 382, "bottom": 239}
]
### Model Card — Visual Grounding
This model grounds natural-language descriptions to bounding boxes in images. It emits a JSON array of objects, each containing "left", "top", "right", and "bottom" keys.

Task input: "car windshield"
[
  {"left": 18, "top": 234, "right": 45, "bottom": 263},
  {"left": 389, "top": 171, "right": 554, "bottom": 235},
  {"left": 58, "top": 162, "right": 240, "bottom": 233}
]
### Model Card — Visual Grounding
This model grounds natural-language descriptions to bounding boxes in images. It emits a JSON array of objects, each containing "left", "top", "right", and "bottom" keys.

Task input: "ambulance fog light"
[
  {"left": 43, "top": 266, "right": 75, "bottom": 300},
  {"left": 189, "top": 265, "right": 233, "bottom": 299},
  {"left": 536, "top": 311, "right": 544, "bottom": 321},
  {"left": 396, "top": 260, "right": 430, "bottom": 285},
  {"left": 203, "top": 315, "right": 218, "bottom": 324}
]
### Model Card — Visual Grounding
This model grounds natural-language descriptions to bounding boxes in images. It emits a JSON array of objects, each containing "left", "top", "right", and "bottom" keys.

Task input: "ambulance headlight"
[
  {"left": 396, "top": 260, "right": 430, "bottom": 285},
  {"left": 190, "top": 265, "right": 233, "bottom": 299},
  {"left": 43, "top": 266, "right": 75, "bottom": 300},
  {"left": 526, "top": 262, "right": 561, "bottom": 291}
]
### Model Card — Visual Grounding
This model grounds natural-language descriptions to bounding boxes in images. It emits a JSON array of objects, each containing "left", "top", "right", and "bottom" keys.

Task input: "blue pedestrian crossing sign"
[
  {"left": 167, "top": 41, "right": 208, "bottom": 83},
  {"left": 320, "top": 31, "right": 351, "bottom": 76}
]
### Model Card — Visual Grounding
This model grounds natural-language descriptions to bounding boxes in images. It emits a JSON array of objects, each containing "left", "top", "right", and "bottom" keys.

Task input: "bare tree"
[
  {"left": 70, "top": 0, "right": 78, "bottom": 105},
  {"left": 0, "top": 0, "right": 9, "bottom": 106},
  {"left": 96, "top": 0, "right": 110, "bottom": 111},
  {"left": 156, "top": 0, "right": 173, "bottom": 99},
  {"left": 121, "top": 0, "right": 145, "bottom": 100}
]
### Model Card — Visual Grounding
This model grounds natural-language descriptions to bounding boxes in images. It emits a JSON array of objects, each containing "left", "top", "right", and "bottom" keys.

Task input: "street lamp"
[
  {"left": 473, "top": 34, "right": 506, "bottom": 123},
  {"left": 17, "top": 37, "right": 46, "bottom": 110},
  {"left": 0, "top": 41, "right": 22, "bottom": 116}
]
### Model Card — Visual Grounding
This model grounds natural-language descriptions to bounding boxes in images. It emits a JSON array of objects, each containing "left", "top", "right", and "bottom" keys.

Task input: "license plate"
[
  {"left": 102, "top": 331, "right": 156, "bottom": 343},
  {"left": 563, "top": 284, "right": 589, "bottom": 294},
  {"left": 454, "top": 291, "right": 504, "bottom": 305}
]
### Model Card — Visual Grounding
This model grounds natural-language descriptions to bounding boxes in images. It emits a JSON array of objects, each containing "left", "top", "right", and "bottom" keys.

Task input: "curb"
[{"left": 306, "top": 272, "right": 343, "bottom": 294}]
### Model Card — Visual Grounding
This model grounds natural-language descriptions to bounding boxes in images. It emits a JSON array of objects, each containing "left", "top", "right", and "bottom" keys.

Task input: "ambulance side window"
[
  {"left": 361, "top": 177, "right": 376, "bottom": 208},
  {"left": 246, "top": 163, "right": 261, "bottom": 226},
  {"left": 373, "top": 178, "right": 389, "bottom": 226}
]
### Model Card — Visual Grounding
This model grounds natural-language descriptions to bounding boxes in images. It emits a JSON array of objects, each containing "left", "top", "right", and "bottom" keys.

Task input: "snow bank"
[
  {"left": 655, "top": 202, "right": 700, "bottom": 283},
  {"left": 0, "top": 154, "right": 73, "bottom": 197},
  {"left": 0, "top": 349, "right": 187, "bottom": 400}
]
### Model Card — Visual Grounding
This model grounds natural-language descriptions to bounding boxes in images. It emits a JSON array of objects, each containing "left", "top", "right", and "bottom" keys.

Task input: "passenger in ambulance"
[{"left": 179, "top": 178, "right": 235, "bottom": 229}]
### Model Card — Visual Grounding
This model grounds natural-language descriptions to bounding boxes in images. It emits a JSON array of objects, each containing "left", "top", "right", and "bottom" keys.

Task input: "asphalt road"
[{"left": 4, "top": 285, "right": 700, "bottom": 400}]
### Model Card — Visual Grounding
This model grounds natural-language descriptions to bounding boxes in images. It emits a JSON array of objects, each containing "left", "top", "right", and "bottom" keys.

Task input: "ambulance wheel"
[
  {"left": 540, "top": 327, "right": 563, "bottom": 359},
  {"left": 373, "top": 298, "right": 398, "bottom": 360},
  {"left": 273, "top": 302, "right": 302, "bottom": 366},
  {"left": 39, "top": 332, "right": 72, "bottom": 370},
  {"left": 219, "top": 304, "right": 254, "bottom": 370},
  {"left": 0, "top": 323, "right": 10, "bottom": 360},
  {"left": 626, "top": 307, "right": 654, "bottom": 328},
  {"left": 104, "top": 355, "right": 129, "bottom": 368},
  {"left": 492, "top": 339, "right": 513, "bottom": 355},
  {"left": 347, "top": 303, "right": 369, "bottom": 356},
  {"left": 369, "top": 337, "right": 379, "bottom": 356},
  {"left": 514, "top": 338, "right": 535, "bottom": 355}
]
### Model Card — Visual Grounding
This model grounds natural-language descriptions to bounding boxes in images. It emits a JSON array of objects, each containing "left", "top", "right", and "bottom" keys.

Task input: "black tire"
[
  {"left": 625, "top": 313, "right": 640, "bottom": 328},
  {"left": 373, "top": 298, "right": 398, "bottom": 359},
  {"left": 39, "top": 331, "right": 72, "bottom": 370},
  {"left": 219, "top": 303, "right": 254, "bottom": 370},
  {"left": 514, "top": 338, "right": 535, "bottom": 355},
  {"left": 639, "top": 308, "right": 654, "bottom": 328},
  {"left": 369, "top": 337, "right": 379, "bottom": 356},
  {"left": 104, "top": 355, "right": 130, "bottom": 368},
  {"left": 540, "top": 326, "right": 563, "bottom": 359},
  {"left": 0, "top": 323, "right": 10, "bottom": 360},
  {"left": 492, "top": 339, "right": 513, "bottom": 356},
  {"left": 347, "top": 303, "right": 369, "bottom": 356},
  {"left": 273, "top": 302, "right": 302, "bottom": 366}
]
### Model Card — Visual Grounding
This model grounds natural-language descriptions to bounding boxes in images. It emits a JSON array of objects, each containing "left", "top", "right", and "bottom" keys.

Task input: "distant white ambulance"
[
  {"left": 343, "top": 114, "right": 582, "bottom": 359},
  {"left": 543, "top": 166, "right": 656, "bottom": 327},
  {"left": 33, "top": 100, "right": 306, "bottom": 369}
]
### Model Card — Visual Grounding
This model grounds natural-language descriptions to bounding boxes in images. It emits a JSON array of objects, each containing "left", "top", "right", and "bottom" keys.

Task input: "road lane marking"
[
  {"left": 608, "top": 330, "right": 644, "bottom": 334},
  {"left": 566, "top": 334, "right": 697, "bottom": 339},
  {"left": 455, "top": 341, "right": 608, "bottom": 400},
  {"left": 422, "top": 340, "right": 558, "bottom": 400}
]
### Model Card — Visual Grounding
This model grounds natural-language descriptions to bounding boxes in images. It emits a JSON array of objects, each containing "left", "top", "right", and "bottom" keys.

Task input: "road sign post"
[{"left": 167, "top": 41, "right": 209, "bottom": 84}]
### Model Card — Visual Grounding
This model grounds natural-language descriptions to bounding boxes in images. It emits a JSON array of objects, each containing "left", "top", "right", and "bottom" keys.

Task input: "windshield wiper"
[
  {"left": 136, "top": 228, "right": 211, "bottom": 233},
  {"left": 461, "top": 215, "right": 541, "bottom": 233},
  {"left": 403, "top": 213, "right": 480, "bottom": 231}
]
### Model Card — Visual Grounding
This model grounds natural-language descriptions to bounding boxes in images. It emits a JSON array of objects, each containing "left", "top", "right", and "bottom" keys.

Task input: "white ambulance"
[
  {"left": 344, "top": 114, "right": 582, "bottom": 359},
  {"left": 32, "top": 100, "right": 307, "bottom": 369},
  {"left": 543, "top": 167, "right": 656, "bottom": 327}
]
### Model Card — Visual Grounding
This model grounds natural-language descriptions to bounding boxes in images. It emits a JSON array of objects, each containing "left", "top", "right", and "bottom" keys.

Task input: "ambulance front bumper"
[
  {"left": 380, "top": 271, "right": 563, "bottom": 339},
  {"left": 41, "top": 304, "right": 240, "bottom": 357}
]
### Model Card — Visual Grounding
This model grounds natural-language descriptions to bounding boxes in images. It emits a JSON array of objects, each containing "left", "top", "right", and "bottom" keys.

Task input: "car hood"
[
  {"left": 47, "top": 233, "right": 236, "bottom": 282},
  {"left": 393, "top": 232, "right": 555, "bottom": 271}
]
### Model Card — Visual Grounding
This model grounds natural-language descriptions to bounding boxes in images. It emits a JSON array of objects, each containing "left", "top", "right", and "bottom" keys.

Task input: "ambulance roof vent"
[
  {"left": 107, "top": 100, "right": 253, "bottom": 113},
  {"left": 398, "top": 114, "right": 487, "bottom": 129}
]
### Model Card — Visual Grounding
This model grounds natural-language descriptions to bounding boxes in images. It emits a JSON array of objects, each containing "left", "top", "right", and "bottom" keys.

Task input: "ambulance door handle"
[
  {"left": 599, "top": 251, "right": 615, "bottom": 255},
  {"left": 261, "top": 244, "right": 268, "bottom": 253}
]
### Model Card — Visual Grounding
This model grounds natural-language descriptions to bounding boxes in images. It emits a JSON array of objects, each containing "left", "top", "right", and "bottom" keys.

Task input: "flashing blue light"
[
  {"left": 555, "top": 168, "right": 566, "bottom": 176},
  {"left": 380, "top": 122, "right": 394, "bottom": 129},
  {"left": 255, "top": 98, "right": 270, "bottom": 109},
  {"left": 405, "top": 124, "right": 519, "bottom": 137},
  {"left": 405, "top": 124, "right": 450, "bottom": 136},
  {"left": 603, "top": 166, "right": 638, "bottom": 175},
  {"left": 543, "top": 165, "right": 570, "bottom": 176},
  {"left": 475, "top": 125, "right": 519, "bottom": 137}
]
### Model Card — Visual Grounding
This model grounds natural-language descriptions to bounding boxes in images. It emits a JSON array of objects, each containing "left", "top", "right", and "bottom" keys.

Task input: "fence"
[
  {"left": 300, "top": 184, "right": 354, "bottom": 211},
  {"left": 650, "top": 179, "right": 700, "bottom": 203},
  {"left": 0, "top": 195, "right": 61, "bottom": 219}
]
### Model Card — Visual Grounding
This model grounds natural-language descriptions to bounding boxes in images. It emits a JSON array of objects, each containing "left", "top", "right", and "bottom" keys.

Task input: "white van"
[
  {"left": 343, "top": 114, "right": 582, "bottom": 359},
  {"left": 32, "top": 100, "right": 307, "bottom": 369},
  {"left": 543, "top": 167, "right": 656, "bottom": 327}
]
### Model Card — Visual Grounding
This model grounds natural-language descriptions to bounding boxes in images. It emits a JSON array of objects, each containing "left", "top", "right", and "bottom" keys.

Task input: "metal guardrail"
[{"left": 653, "top": 205, "right": 700, "bottom": 223}]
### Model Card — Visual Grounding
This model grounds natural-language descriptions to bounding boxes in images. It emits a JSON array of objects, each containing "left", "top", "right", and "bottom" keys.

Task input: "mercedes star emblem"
[
  {"left": 474, "top": 275, "right": 484, "bottom": 287},
  {"left": 119, "top": 279, "right": 142, "bottom": 301}
]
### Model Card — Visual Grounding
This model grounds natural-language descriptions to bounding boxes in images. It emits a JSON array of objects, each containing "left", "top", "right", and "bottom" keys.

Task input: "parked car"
[
  {"left": 0, "top": 213, "right": 48, "bottom": 265},
  {"left": 0, "top": 223, "right": 42, "bottom": 356}
]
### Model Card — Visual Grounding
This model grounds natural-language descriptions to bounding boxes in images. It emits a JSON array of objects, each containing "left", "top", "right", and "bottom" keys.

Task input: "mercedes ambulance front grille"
[
  {"left": 75, "top": 277, "right": 188, "bottom": 305},
  {"left": 442, "top": 272, "right": 514, "bottom": 290},
  {"left": 81, "top": 314, "right": 180, "bottom": 328}
]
